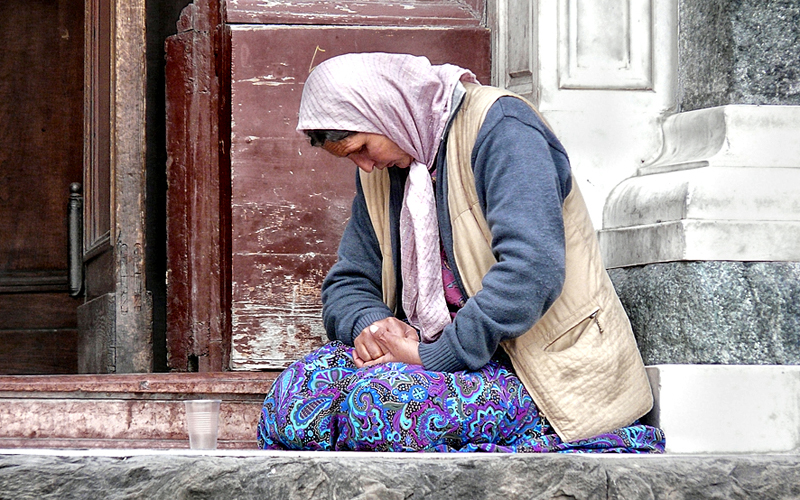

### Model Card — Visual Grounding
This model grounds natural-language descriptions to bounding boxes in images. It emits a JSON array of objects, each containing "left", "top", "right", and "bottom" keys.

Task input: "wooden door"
[
  {"left": 165, "top": 0, "right": 490, "bottom": 371},
  {"left": 227, "top": 27, "right": 491, "bottom": 370},
  {"left": 0, "top": 0, "right": 84, "bottom": 374}
]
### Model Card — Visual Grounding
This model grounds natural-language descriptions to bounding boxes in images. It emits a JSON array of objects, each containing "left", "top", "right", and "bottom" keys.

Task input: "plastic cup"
[{"left": 184, "top": 399, "right": 221, "bottom": 450}]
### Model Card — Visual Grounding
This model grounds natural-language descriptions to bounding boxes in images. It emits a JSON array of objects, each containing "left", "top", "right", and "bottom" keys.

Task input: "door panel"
[
  {"left": 83, "top": 0, "right": 113, "bottom": 260},
  {"left": 0, "top": 0, "right": 84, "bottom": 374},
  {"left": 228, "top": 26, "right": 491, "bottom": 369}
]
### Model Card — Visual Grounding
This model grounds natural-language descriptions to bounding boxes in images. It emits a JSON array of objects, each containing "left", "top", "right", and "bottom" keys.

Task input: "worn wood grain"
[
  {"left": 165, "top": 30, "right": 194, "bottom": 371},
  {"left": 230, "top": 253, "right": 335, "bottom": 369},
  {"left": 0, "top": 0, "right": 83, "bottom": 375},
  {"left": 0, "top": 293, "right": 80, "bottom": 330},
  {"left": 0, "top": 0, "right": 83, "bottom": 272},
  {"left": 166, "top": 0, "right": 490, "bottom": 372},
  {"left": 228, "top": 25, "right": 491, "bottom": 369},
  {"left": 166, "top": 0, "right": 232, "bottom": 372},
  {"left": 112, "top": 0, "right": 153, "bottom": 373},
  {"left": 84, "top": 0, "right": 112, "bottom": 254}
]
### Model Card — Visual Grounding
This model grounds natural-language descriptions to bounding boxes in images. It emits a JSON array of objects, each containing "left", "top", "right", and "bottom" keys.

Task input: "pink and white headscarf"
[{"left": 297, "top": 53, "right": 478, "bottom": 342}]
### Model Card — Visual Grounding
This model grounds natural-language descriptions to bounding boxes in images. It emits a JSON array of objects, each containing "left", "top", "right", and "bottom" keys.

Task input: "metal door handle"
[{"left": 69, "top": 182, "right": 84, "bottom": 297}]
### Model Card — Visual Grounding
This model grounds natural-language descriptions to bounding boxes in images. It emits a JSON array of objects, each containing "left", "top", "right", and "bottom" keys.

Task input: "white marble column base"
[{"left": 645, "top": 364, "right": 800, "bottom": 454}]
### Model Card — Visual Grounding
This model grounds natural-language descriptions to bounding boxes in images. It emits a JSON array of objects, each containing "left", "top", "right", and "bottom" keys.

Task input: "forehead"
[{"left": 321, "top": 133, "right": 365, "bottom": 157}]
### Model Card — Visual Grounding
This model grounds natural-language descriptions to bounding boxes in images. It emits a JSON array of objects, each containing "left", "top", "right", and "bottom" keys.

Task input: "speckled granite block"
[
  {"left": 608, "top": 261, "right": 800, "bottom": 365},
  {"left": 678, "top": 0, "right": 800, "bottom": 111}
]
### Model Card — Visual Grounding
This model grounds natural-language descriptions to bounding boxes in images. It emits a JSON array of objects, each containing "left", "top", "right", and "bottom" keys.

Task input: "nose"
[{"left": 351, "top": 156, "right": 375, "bottom": 173}]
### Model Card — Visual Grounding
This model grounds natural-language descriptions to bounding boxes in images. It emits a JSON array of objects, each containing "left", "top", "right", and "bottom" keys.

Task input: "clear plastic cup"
[{"left": 184, "top": 399, "right": 221, "bottom": 450}]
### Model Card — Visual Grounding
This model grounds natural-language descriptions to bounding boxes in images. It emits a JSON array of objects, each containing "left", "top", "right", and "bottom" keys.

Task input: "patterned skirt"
[{"left": 257, "top": 341, "right": 665, "bottom": 453}]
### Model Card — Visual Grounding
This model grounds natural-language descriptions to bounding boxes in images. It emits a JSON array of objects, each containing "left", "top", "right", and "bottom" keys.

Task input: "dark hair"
[{"left": 305, "top": 129, "right": 355, "bottom": 147}]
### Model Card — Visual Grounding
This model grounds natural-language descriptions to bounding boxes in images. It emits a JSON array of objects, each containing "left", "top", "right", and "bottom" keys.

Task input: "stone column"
[
  {"left": 600, "top": 105, "right": 800, "bottom": 365},
  {"left": 597, "top": 0, "right": 800, "bottom": 453}
]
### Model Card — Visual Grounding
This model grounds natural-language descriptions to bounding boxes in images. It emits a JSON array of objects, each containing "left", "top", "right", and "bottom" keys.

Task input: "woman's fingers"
[
  {"left": 353, "top": 350, "right": 366, "bottom": 368},
  {"left": 362, "top": 353, "right": 395, "bottom": 367},
  {"left": 355, "top": 319, "right": 421, "bottom": 367},
  {"left": 354, "top": 331, "right": 384, "bottom": 362},
  {"left": 374, "top": 329, "right": 422, "bottom": 366}
]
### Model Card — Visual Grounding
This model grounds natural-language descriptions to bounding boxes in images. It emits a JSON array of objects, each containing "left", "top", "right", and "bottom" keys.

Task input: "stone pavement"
[{"left": 1, "top": 449, "right": 799, "bottom": 499}]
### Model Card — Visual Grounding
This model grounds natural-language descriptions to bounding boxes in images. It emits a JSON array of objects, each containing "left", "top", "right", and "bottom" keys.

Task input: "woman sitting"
[{"left": 257, "top": 52, "right": 664, "bottom": 453}]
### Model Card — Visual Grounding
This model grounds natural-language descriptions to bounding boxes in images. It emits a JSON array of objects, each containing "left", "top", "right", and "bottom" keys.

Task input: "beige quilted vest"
[{"left": 360, "top": 83, "right": 653, "bottom": 442}]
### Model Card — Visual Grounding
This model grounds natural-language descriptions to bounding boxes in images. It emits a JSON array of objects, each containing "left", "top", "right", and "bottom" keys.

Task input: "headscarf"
[{"left": 297, "top": 53, "right": 478, "bottom": 342}]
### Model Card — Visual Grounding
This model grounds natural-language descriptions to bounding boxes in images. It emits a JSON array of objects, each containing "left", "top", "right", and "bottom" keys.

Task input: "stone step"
[
  {"left": 3, "top": 366, "right": 800, "bottom": 455},
  {"left": 644, "top": 365, "right": 800, "bottom": 454},
  {"left": 0, "top": 372, "right": 277, "bottom": 449},
  {"left": 1, "top": 449, "right": 799, "bottom": 499}
]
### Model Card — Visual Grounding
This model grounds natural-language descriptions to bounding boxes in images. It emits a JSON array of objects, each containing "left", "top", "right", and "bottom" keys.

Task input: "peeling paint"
[
  {"left": 256, "top": 0, "right": 285, "bottom": 8},
  {"left": 240, "top": 75, "right": 296, "bottom": 86}
]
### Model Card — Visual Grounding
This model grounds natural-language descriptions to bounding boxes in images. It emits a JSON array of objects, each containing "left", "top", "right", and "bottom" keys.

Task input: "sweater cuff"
[
  {"left": 352, "top": 311, "right": 393, "bottom": 344},
  {"left": 418, "top": 339, "right": 466, "bottom": 373}
]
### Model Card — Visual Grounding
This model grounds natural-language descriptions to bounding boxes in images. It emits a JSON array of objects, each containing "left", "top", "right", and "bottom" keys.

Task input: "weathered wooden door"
[
  {"left": 0, "top": 0, "right": 84, "bottom": 374},
  {"left": 227, "top": 26, "right": 491, "bottom": 370},
  {"left": 165, "top": 0, "right": 490, "bottom": 371}
]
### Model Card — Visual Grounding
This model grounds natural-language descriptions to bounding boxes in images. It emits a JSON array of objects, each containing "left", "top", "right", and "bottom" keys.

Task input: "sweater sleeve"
[
  {"left": 418, "top": 98, "right": 572, "bottom": 372},
  {"left": 321, "top": 170, "right": 394, "bottom": 345}
]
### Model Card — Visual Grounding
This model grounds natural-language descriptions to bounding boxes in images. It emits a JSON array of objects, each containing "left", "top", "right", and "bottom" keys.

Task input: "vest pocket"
[{"left": 543, "top": 306, "right": 601, "bottom": 353}]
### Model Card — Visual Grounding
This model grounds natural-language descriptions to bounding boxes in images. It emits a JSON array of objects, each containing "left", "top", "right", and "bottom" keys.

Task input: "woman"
[{"left": 257, "top": 53, "right": 664, "bottom": 453}]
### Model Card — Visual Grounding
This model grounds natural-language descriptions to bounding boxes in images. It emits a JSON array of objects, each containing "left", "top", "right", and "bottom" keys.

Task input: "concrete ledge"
[{"left": 1, "top": 449, "right": 799, "bottom": 499}]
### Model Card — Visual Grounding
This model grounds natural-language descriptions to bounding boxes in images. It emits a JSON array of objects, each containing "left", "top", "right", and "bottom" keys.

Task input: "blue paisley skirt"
[{"left": 257, "top": 341, "right": 665, "bottom": 453}]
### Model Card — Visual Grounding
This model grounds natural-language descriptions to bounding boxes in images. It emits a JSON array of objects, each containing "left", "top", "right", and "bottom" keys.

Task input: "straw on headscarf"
[{"left": 297, "top": 53, "right": 478, "bottom": 342}]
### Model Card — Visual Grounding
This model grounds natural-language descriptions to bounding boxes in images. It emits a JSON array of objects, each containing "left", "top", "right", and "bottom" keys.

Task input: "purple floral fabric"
[{"left": 257, "top": 342, "right": 665, "bottom": 453}]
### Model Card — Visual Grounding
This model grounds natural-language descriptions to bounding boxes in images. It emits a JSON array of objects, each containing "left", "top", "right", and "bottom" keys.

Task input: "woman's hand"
[
  {"left": 353, "top": 317, "right": 421, "bottom": 368},
  {"left": 353, "top": 324, "right": 384, "bottom": 366}
]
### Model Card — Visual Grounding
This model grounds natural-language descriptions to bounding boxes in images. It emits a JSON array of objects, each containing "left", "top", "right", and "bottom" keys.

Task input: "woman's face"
[{"left": 322, "top": 133, "right": 414, "bottom": 173}]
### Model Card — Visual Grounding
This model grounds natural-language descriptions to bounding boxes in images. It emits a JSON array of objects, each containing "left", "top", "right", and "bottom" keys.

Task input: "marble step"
[
  {"left": 0, "top": 372, "right": 277, "bottom": 449},
  {"left": 3, "top": 365, "right": 799, "bottom": 454},
  {"left": 644, "top": 364, "right": 800, "bottom": 454}
]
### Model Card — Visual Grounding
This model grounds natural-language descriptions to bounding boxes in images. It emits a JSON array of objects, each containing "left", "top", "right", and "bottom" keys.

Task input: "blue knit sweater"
[{"left": 320, "top": 96, "right": 573, "bottom": 372}]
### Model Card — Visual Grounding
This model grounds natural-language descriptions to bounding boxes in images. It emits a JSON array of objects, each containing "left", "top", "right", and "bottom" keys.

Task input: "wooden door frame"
[
  {"left": 80, "top": 0, "right": 152, "bottom": 373},
  {"left": 165, "top": 0, "right": 231, "bottom": 372}
]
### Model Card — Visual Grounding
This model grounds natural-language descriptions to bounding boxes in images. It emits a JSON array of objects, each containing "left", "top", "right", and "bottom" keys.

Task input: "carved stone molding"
[
  {"left": 558, "top": 0, "right": 654, "bottom": 90},
  {"left": 600, "top": 105, "right": 800, "bottom": 268}
]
